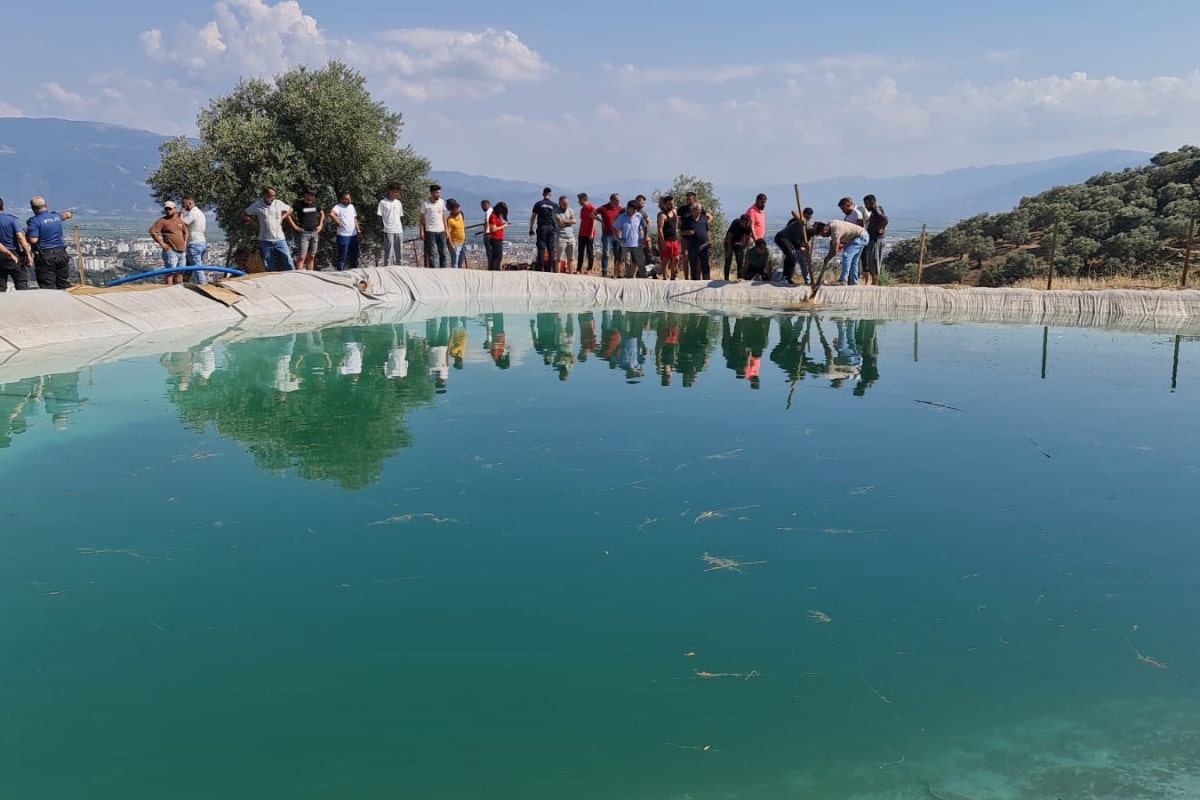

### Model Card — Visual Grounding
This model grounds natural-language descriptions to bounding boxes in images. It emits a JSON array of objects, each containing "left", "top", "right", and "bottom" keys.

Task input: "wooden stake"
[
  {"left": 913, "top": 322, "right": 919, "bottom": 363},
  {"left": 1181, "top": 216, "right": 1195, "bottom": 289},
  {"left": 1171, "top": 334, "right": 1181, "bottom": 391},
  {"left": 73, "top": 226, "right": 87, "bottom": 287},
  {"left": 1041, "top": 326, "right": 1049, "bottom": 380},
  {"left": 915, "top": 224, "right": 927, "bottom": 285},
  {"left": 1045, "top": 217, "right": 1059, "bottom": 291},
  {"left": 793, "top": 184, "right": 815, "bottom": 295}
]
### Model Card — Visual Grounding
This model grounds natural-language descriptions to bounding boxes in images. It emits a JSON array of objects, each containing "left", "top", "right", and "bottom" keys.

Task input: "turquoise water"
[{"left": 1, "top": 312, "right": 1197, "bottom": 799}]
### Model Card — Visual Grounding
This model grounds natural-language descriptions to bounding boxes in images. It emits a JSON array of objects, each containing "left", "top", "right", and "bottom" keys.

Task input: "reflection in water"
[
  {"left": 0, "top": 372, "right": 87, "bottom": 447},
  {"left": 153, "top": 311, "right": 890, "bottom": 486},
  {"left": 165, "top": 326, "right": 435, "bottom": 489}
]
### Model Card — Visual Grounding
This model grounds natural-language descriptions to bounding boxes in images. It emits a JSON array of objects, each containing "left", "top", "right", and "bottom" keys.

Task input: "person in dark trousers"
[
  {"left": 774, "top": 207, "right": 813, "bottom": 285},
  {"left": 723, "top": 213, "right": 754, "bottom": 280},
  {"left": 0, "top": 197, "right": 34, "bottom": 291},
  {"left": 486, "top": 202, "right": 509, "bottom": 271},
  {"left": 480, "top": 200, "right": 495, "bottom": 271},
  {"left": 680, "top": 203, "right": 711, "bottom": 280},
  {"left": 26, "top": 196, "right": 74, "bottom": 290},
  {"left": 576, "top": 193, "right": 597, "bottom": 274},
  {"left": 529, "top": 187, "right": 558, "bottom": 272},
  {"left": 861, "top": 194, "right": 888, "bottom": 286}
]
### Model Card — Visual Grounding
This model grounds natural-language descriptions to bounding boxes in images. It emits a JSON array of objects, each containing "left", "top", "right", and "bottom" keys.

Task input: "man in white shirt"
[
  {"left": 242, "top": 187, "right": 296, "bottom": 271},
  {"left": 180, "top": 196, "right": 209, "bottom": 285},
  {"left": 377, "top": 183, "right": 405, "bottom": 267},
  {"left": 331, "top": 191, "right": 360, "bottom": 271},
  {"left": 838, "top": 197, "right": 864, "bottom": 226},
  {"left": 419, "top": 183, "right": 449, "bottom": 268},
  {"left": 554, "top": 195, "right": 577, "bottom": 273}
]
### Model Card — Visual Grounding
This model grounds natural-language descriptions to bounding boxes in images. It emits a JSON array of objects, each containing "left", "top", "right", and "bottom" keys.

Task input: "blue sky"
[{"left": 6, "top": 0, "right": 1200, "bottom": 185}]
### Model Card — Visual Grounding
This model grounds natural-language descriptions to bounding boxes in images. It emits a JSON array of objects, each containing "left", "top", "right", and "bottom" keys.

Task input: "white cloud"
[
  {"left": 0, "top": 101, "right": 23, "bottom": 117},
  {"left": 37, "top": 82, "right": 88, "bottom": 115},
  {"left": 379, "top": 28, "right": 551, "bottom": 83},
  {"left": 985, "top": 50, "right": 1020, "bottom": 62},
  {"left": 664, "top": 97, "right": 709, "bottom": 122},
  {"left": 607, "top": 62, "right": 761, "bottom": 84}
]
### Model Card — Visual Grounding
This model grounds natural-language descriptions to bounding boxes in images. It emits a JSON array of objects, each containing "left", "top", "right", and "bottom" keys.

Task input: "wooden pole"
[
  {"left": 915, "top": 224, "right": 927, "bottom": 285},
  {"left": 913, "top": 323, "right": 919, "bottom": 363},
  {"left": 792, "top": 184, "right": 814, "bottom": 294},
  {"left": 73, "top": 226, "right": 87, "bottom": 287},
  {"left": 1181, "top": 217, "right": 1195, "bottom": 289},
  {"left": 1045, "top": 217, "right": 1059, "bottom": 291}
]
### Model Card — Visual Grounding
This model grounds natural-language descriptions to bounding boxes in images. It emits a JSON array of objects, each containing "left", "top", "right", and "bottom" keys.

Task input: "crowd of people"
[{"left": 0, "top": 183, "right": 889, "bottom": 292}]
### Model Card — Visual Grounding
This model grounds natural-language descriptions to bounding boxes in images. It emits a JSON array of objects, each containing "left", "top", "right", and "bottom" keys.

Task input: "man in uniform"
[
  {"left": 26, "top": 196, "right": 74, "bottom": 290},
  {"left": 0, "top": 197, "right": 34, "bottom": 291},
  {"left": 529, "top": 187, "right": 558, "bottom": 272}
]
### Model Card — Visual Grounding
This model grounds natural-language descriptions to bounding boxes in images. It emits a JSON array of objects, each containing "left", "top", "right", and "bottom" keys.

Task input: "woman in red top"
[{"left": 486, "top": 202, "right": 509, "bottom": 271}]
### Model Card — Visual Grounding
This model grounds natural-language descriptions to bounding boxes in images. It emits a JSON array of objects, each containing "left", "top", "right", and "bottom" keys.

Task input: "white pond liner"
[{"left": 2, "top": 267, "right": 1200, "bottom": 382}]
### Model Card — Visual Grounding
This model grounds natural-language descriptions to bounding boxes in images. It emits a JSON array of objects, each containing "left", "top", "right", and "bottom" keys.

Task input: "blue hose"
[{"left": 106, "top": 266, "right": 248, "bottom": 288}]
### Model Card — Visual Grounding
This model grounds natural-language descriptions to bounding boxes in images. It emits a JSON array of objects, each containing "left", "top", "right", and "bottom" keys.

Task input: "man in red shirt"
[
  {"left": 576, "top": 192, "right": 597, "bottom": 274},
  {"left": 595, "top": 193, "right": 623, "bottom": 278},
  {"left": 746, "top": 193, "right": 767, "bottom": 242}
]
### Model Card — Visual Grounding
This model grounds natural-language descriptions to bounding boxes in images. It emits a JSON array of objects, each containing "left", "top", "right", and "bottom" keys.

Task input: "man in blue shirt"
[
  {"left": 26, "top": 196, "right": 74, "bottom": 290},
  {"left": 0, "top": 197, "right": 34, "bottom": 291},
  {"left": 528, "top": 187, "right": 558, "bottom": 272},
  {"left": 613, "top": 201, "right": 647, "bottom": 278}
]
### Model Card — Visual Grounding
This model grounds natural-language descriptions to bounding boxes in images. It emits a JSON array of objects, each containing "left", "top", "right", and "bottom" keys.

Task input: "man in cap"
[{"left": 150, "top": 200, "right": 190, "bottom": 285}]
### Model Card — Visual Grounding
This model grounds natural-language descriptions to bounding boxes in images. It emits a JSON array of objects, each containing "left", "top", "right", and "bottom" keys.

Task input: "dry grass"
[{"left": 1009, "top": 274, "right": 1186, "bottom": 291}]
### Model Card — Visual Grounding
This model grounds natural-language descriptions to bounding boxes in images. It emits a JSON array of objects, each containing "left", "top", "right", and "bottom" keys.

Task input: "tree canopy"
[
  {"left": 148, "top": 61, "right": 430, "bottom": 263},
  {"left": 886, "top": 145, "right": 1200, "bottom": 285},
  {"left": 654, "top": 174, "right": 728, "bottom": 264}
]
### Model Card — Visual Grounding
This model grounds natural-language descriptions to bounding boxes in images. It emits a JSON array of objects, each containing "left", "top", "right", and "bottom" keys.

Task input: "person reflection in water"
[
  {"left": 484, "top": 313, "right": 510, "bottom": 369},
  {"left": 0, "top": 376, "right": 40, "bottom": 448},
  {"left": 577, "top": 311, "right": 597, "bottom": 362},
  {"left": 386, "top": 325, "right": 409, "bottom": 381},
  {"left": 42, "top": 372, "right": 86, "bottom": 431},
  {"left": 427, "top": 317, "right": 451, "bottom": 392},
  {"left": 338, "top": 338, "right": 364, "bottom": 381},
  {"left": 554, "top": 313, "right": 576, "bottom": 381},
  {"left": 274, "top": 336, "right": 302, "bottom": 398},
  {"left": 449, "top": 319, "right": 468, "bottom": 371}
]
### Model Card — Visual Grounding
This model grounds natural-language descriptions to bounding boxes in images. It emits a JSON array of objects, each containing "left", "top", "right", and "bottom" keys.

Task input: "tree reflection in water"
[{"left": 160, "top": 312, "right": 885, "bottom": 488}]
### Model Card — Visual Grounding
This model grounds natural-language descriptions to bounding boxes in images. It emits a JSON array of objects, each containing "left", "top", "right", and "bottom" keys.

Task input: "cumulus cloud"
[
  {"left": 0, "top": 101, "right": 23, "bottom": 117},
  {"left": 36, "top": 82, "right": 89, "bottom": 115}
]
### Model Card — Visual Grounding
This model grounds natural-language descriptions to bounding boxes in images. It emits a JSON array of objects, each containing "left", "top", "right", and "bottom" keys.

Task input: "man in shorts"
[
  {"left": 860, "top": 194, "right": 888, "bottom": 286},
  {"left": 554, "top": 195, "right": 577, "bottom": 273},
  {"left": 289, "top": 188, "right": 323, "bottom": 270},
  {"left": 656, "top": 195, "right": 681, "bottom": 280}
]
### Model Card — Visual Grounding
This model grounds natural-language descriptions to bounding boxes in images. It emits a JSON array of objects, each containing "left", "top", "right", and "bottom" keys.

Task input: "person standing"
[
  {"left": 529, "top": 187, "right": 558, "bottom": 272},
  {"left": 746, "top": 193, "right": 768, "bottom": 242},
  {"left": 595, "top": 193, "right": 623, "bottom": 278},
  {"left": 554, "top": 195, "right": 577, "bottom": 274},
  {"left": 839, "top": 197, "right": 864, "bottom": 226},
  {"left": 861, "top": 194, "right": 888, "bottom": 286},
  {"left": 377, "top": 183, "right": 405, "bottom": 267},
  {"left": 446, "top": 199, "right": 467, "bottom": 269},
  {"left": 242, "top": 187, "right": 296, "bottom": 272},
  {"left": 420, "top": 184, "right": 449, "bottom": 268},
  {"left": 0, "top": 197, "right": 33, "bottom": 291},
  {"left": 613, "top": 201, "right": 646, "bottom": 278},
  {"left": 25, "top": 196, "right": 74, "bottom": 290},
  {"left": 480, "top": 200, "right": 495, "bottom": 271},
  {"left": 680, "top": 203, "right": 711, "bottom": 280},
  {"left": 149, "top": 200, "right": 189, "bottom": 285},
  {"left": 812, "top": 218, "right": 869, "bottom": 285},
  {"left": 723, "top": 214, "right": 754, "bottom": 281},
  {"left": 485, "top": 202, "right": 509, "bottom": 271},
  {"left": 331, "top": 191, "right": 360, "bottom": 271},
  {"left": 288, "top": 188, "right": 323, "bottom": 271},
  {"left": 576, "top": 192, "right": 596, "bottom": 274},
  {"left": 656, "top": 195, "right": 681, "bottom": 280},
  {"left": 180, "top": 197, "right": 209, "bottom": 285}
]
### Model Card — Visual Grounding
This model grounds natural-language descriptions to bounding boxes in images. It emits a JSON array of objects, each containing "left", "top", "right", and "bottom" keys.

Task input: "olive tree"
[{"left": 148, "top": 61, "right": 430, "bottom": 263}]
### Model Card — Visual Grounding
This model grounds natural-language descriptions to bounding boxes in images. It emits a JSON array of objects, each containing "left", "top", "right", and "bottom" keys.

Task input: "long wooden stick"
[
  {"left": 1046, "top": 217, "right": 1059, "bottom": 291},
  {"left": 73, "top": 226, "right": 87, "bottom": 287},
  {"left": 915, "top": 224, "right": 927, "bottom": 285}
]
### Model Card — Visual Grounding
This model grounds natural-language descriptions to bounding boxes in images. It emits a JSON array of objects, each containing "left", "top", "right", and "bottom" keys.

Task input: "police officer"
[
  {"left": 0, "top": 197, "right": 34, "bottom": 291},
  {"left": 26, "top": 196, "right": 74, "bottom": 290}
]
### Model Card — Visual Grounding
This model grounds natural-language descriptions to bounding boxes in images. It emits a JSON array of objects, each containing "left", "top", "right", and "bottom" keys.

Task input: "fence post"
[
  {"left": 1181, "top": 217, "right": 1195, "bottom": 289},
  {"left": 1045, "top": 218, "right": 1059, "bottom": 291},
  {"left": 73, "top": 226, "right": 87, "bottom": 287}
]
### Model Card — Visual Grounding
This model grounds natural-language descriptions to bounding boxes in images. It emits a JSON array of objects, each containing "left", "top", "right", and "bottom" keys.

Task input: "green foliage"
[
  {"left": 148, "top": 61, "right": 430, "bottom": 260},
  {"left": 887, "top": 145, "right": 1200, "bottom": 284},
  {"left": 654, "top": 174, "right": 727, "bottom": 265}
]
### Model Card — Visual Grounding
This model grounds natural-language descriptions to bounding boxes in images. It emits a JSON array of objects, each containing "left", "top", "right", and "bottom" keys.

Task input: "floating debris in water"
[
  {"left": 694, "top": 670, "right": 759, "bottom": 680},
  {"left": 702, "top": 553, "right": 766, "bottom": 574},
  {"left": 807, "top": 610, "right": 832, "bottom": 624},
  {"left": 363, "top": 513, "right": 461, "bottom": 528},
  {"left": 704, "top": 448, "right": 743, "bottom": 460},
  {"left": 694, "top": 504, "right": 761, "bottom": 523},
  {"left": 915, "top": 399, "right": 966, "bottom": 413},
  {"left": 1126, "top": 637, "right": 1168, "bottom": 670},
  {"left": 863, "top": 679, "right": 893, "bottom": 705}
]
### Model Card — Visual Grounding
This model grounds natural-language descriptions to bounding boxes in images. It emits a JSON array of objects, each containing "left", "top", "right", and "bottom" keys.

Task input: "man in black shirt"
[
  {"left": 288, "top": 188, "right": 325, "bottom": 270},
  {"left": 529, "top": 187, "right": 559, "bottom": 272},
  {"left": 723, "top": 214, "right": 754, "bottom": 281},
  {"left": 861, "top": 194, "right": 888, "bottom": 286},
  {"left": 774, "top": 207, "right": 814, "bottom": 285}
]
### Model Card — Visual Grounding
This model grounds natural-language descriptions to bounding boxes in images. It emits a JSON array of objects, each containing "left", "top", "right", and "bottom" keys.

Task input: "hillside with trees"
[{"left": 885, "top": 146, "right": 1200, "bottom": 287}]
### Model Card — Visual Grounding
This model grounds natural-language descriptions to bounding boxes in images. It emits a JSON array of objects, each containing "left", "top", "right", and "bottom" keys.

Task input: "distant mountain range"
[{"left": 0, "top": 117, "right": 1152, "bottom": 230}]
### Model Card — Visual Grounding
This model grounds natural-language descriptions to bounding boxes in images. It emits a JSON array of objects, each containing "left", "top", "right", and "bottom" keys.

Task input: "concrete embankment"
[{"left": 3, "top": 267, "right": 1200, "bottom": 380}]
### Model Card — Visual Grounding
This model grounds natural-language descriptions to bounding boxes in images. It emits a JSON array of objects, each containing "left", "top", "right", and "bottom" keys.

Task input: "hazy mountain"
[
  {"left": 0, "top": 118, "right": 1152, "bottom": 231},
  {"left": 728, "top": 150, "right": 1152, "bottom": 228},
  {"left": 0, "top": 117, "right": 168, "bottom": 215}
]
